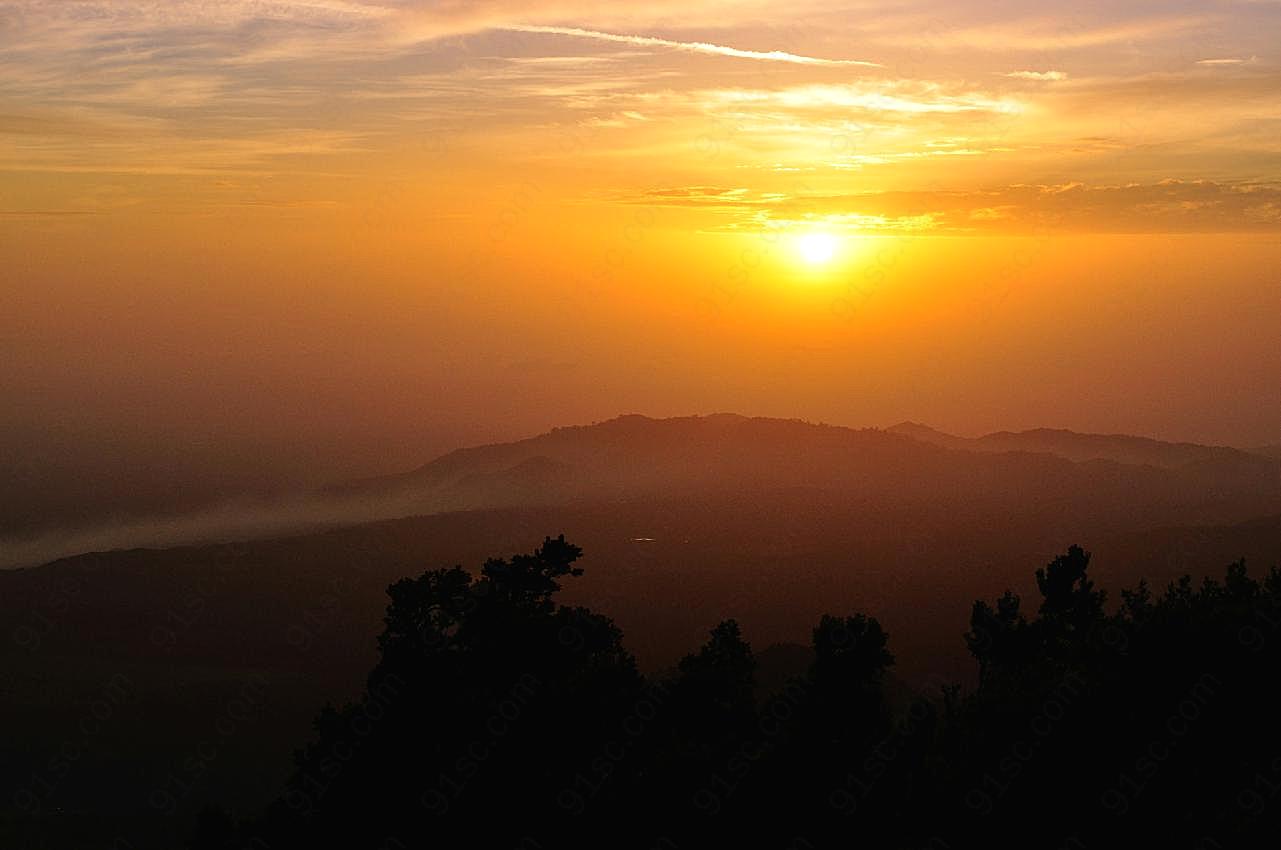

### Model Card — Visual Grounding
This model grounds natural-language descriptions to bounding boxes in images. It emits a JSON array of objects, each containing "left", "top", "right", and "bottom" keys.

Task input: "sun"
[{"left": 796, "top": 232, "right": 840, "bottom": 266}]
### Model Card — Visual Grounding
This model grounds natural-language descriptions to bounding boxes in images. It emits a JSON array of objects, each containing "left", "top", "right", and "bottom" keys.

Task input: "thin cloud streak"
[
  {"left": 504, "top": 25, "right": 883, "bottom": 67},
  {"left": 639, "top": 179, "right": 1281, "bottom": 235},
  {"left": 1003, "top": 70, "right": 1068, "bottom": 81}
]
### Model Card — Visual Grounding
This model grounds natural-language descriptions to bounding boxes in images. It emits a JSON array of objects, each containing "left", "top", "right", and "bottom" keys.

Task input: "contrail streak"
[{"left": 505, "top": 25, "right": 882, "bottom": 67}]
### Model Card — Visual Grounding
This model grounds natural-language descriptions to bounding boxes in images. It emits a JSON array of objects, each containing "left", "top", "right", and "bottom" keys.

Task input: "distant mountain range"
[
  {"left": 4, "top": 414, "right": 1279, "bottom": 570},
  {"left": 322, "top": 414, "right": 1281, "bottom": 529},
  {"left": 887, "top": 421, "right": 1267, "bottom": 468}
]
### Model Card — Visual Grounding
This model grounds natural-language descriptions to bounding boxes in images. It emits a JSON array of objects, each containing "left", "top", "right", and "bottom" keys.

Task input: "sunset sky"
[{"left": 3, "top": 1, "right": 1280, "bottom": 494}]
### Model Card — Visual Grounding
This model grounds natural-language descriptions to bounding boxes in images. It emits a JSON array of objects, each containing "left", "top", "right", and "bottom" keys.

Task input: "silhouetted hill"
[
  {"left": 888, "top": 421, "right": 1258, "bottom": 469},
  {"left": 327, "top": 414, "right": 939, "bottom": 505},
  {"left": 1252, "top": 443, "right": 1281, "bottom": 460},
  {"left": 7, "top": 416, "right": 1278, "bottom": 569},
  {"left": 326, "top": 414, "right": 1281, "bottom": 526},
  {"left": 885, "top": 421, "right": 974, "bottom": 451}
]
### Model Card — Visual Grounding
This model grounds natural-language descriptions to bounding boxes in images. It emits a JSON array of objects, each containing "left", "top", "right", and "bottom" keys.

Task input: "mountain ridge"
[
  {"left": 326, "top": 414, "right": 1279, "bottom": 513},
  {"left": 6, "top": 414, "right": 1278, "bottom": 571},
  {"left": 886, "top": 420, "right": 1264, "bottom": 469}
]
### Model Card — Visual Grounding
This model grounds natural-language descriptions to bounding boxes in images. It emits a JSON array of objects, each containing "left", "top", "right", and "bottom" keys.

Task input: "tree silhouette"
[
  {"left": 201, "top": 541, "right": 1281, "bottom": 850},
  {"left": 236, "top": 536, "right": 643, "bottom": 849},
  {"left": 1036, "top": 543, "right": 1105, "bottom": 630}
]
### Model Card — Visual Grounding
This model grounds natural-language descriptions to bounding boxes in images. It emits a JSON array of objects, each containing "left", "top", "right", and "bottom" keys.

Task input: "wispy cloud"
[
  {"left": 1003, "top": 70, "right": 1068, "bottom": 81},
  {"left": 631, "top": 180, "right": 1281, "bottom": 234},
  {"left": 703, "top": 83, "right": 1023, "bottom": 115},
  {"left": 0, "top": 1, "right": 1277, "bottom": 194},
  {"left": 503, "top": 25, "right": 883, "bottom": 67},
  {"left": 872, "top": 13, "right": 1214, "bottom": 51}
]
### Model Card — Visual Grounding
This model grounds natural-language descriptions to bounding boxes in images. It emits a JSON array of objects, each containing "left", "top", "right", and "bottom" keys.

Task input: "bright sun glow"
[{"left": 796, "top": 232, "right": 840, "bottom": 266}]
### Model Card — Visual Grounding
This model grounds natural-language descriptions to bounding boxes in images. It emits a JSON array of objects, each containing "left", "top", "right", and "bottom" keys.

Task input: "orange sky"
[{"left": 2, "top": 0, "right": 1280, "bottom": 491}]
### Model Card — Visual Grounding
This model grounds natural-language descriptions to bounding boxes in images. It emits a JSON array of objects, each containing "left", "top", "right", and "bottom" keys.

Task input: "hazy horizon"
[{"left": 3, "top": 409, "right": 1278, "bottom": 570}]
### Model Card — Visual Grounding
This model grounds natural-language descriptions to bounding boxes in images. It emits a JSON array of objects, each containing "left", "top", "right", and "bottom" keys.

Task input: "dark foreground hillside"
[{"left": 2, "top": 517, "right": 1281, "bottom": 850}]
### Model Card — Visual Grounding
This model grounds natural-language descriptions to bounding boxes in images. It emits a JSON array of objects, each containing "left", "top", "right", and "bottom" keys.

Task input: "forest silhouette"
[{"left": 194, "top": 537, "right": 1281, "bottom": 850}]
